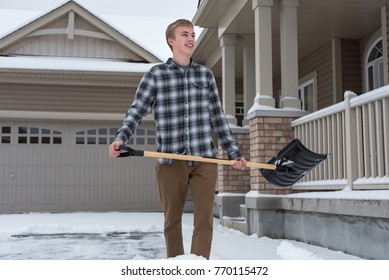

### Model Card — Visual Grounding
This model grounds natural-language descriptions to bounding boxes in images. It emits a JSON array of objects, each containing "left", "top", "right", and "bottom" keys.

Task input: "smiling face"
[
  {"left": 168, "top": 25, "right": 196, "bottom": 57},
  {"left": 165, "top": 19, "right": 195, "bottom": 65}
]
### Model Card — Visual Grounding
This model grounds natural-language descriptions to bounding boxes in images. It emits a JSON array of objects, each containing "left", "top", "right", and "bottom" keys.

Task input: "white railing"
[{"left": 291, "top": 86, "right": 389, "bottom": 190}]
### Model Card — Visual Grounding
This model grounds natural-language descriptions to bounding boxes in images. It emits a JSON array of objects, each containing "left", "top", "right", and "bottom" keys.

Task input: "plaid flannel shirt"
[{"left": 115, "top": 58, "right": 242, "bottom": 165}]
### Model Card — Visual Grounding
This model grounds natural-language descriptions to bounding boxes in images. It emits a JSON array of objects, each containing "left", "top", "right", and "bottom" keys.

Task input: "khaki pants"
[{"left": 156, "top": 160, "right": 217, "bottom": 259}]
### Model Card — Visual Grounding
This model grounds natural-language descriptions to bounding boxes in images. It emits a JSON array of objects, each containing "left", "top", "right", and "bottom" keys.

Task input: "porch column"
[
  {"left": 239, "top": 35, "right": 256, "bottom": 125},
  {"left": 279, "top": 0, "right": 301, "bottom": 109},
  {"left": 381, "top": 5, "right": 389, "bottom": 85},
  {"left": 220, "top": 34, "right": 237, "bottom": 125},
  {"left": 252, "top": 0, "right": 275, "bottom": 107}
]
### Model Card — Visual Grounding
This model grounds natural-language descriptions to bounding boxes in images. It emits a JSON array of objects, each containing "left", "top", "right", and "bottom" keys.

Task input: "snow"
[
  {"left": 0, "top": 212, "right": 361, "bottom": 260},
  {"left": 0, "top": 56, "right": 157, "bottom": 73},
  {"left": 246, "top": 188, "right": 389, "bottom": 200},
  {"left": 0, "top": 0, "right": 201, "bottom": 61}
]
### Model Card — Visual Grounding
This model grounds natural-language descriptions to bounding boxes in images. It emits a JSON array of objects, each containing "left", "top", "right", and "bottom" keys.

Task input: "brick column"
[
  {"left": 218, "top": 129, "right": 250, "bottom": 193},
  {"left": 249, "top": 116, "right": 295, "bottom": 194}
]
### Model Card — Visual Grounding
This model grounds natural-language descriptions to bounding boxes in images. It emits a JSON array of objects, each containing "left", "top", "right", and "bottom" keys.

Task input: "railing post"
[{"left": 344, "top": 91, "right": 358, "bottom": 189}]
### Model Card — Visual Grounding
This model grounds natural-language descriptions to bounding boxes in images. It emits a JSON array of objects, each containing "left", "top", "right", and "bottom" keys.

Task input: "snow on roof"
[
  {"left": 0, "top": 0, "right": 201, "bottom": 62},
  {"left": 0, "top": 9, "right": 43, "bottom": 38},
  {"left": 0, "top": 56, "right": 158, "bottom": 73}
]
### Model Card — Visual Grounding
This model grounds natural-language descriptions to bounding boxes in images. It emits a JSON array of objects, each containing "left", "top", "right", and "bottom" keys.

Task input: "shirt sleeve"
[
  {"left": 115, "top": 71, "right": 157, "bottom": 144},
  {"left": 208, "top": 73, "right": 242, "bottom": 160}
]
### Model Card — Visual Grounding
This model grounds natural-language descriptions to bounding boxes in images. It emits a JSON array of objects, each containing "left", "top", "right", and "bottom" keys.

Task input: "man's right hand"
[{"left": 109, "top": 140, "right": 124, "bottom": 158}]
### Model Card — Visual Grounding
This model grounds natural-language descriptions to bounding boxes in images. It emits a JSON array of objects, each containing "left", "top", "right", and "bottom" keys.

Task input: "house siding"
[
  {"left": 341, "top": 39, "right": 362, "bottom": 95},
  {"left": 299, "top": 42, "right": 333, "bottom": 109},
  {"left": 387, "top": 4, "right": 389, "bottom": 82},
  {"left": 2, "top": 13, "right": 145, "bottom": 61},
  {"left": 0, "top": 83, "right": 137, "bottom": 113}
]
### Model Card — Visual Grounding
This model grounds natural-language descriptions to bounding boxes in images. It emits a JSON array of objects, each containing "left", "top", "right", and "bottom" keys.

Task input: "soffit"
[{"left": 193, "top": 0, "right": 387, "bottom": 78}]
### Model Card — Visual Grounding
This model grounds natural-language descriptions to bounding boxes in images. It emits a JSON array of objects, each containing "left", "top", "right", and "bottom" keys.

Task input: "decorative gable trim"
[{"left": 0, "top": 1, "right": 160, "bottom": 63}]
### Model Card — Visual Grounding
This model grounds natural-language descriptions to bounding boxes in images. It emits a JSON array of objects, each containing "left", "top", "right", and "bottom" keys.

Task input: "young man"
[{"left": 109, "top": 19, "right": 247, "bottom": 259}]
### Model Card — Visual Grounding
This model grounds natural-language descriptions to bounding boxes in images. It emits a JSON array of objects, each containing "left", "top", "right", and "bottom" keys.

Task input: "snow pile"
[
  {"left": 277, "top": 241, "right": 322, "bottom": 260},
  {"left": 0, "top": 212, "right": 361, "bottom": 260}
]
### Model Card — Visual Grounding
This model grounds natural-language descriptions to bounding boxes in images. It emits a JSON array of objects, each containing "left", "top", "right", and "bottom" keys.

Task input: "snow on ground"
[{"left": 0, "top": 212, "right": 361, "bottom": 260}]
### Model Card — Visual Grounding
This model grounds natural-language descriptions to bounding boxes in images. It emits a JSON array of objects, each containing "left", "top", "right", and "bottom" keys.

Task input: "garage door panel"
[
  {"left": 0, "top": 145, "right": 13, "bottom": 212},
  {"left": 0, "top": 121, "right": 161, "bottom": 213},
  {"left": 11, "top": 145, "right": 67, "bottom": 212},
  {"left": 67, "top": 123, "right": 161, "bottom": 211},
  {"left": 68, "top": 146, "right": 160, "bottom": 210}
]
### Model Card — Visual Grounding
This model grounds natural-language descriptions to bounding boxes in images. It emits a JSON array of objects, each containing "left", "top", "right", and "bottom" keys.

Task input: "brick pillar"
[
  {"left": 249, "top": 116, "right": 295, "bottom": 194},
  {"left": 218, "top": 130, "right": 250, "bottom": 193}
]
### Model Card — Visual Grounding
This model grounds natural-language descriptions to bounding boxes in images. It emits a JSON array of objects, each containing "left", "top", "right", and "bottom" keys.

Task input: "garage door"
[{"left": 0, "top": 120, "right": 161, "bottom": 213}]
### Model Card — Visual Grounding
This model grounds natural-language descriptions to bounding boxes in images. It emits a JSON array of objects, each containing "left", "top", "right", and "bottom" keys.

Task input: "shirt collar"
[{"left": 166, "top": 58, "right": 197, "bottom": 69}]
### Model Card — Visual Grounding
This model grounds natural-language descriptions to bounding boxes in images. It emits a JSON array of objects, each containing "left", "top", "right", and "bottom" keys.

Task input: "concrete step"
[
  {"left": 221, "top": 216, "right": 248, "bottom": 235},
  {"left": 240, "top": 204, "right": 247, "bottom": 217}
]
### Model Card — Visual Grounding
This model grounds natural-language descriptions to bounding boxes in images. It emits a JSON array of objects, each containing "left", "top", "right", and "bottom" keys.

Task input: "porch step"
[
  {"left": 221, "top": 216, "right": 248, "bottom": 235},
  {"left": 221, "top": 204, "right": 248, "bottom": 234},
  {"left": 240, "top": 204, "right": 247, "bottom": 217}
]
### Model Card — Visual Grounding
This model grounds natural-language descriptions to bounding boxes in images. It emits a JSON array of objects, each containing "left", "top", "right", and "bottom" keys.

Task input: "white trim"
[
  {"left": 0, "top": 56, "right": 156, "bottom": 73},
  {"left": 0, "top": 110, "right": 155, "bottom": 122},
  {"left": 298, "top": 71, "right": 317, "bottom": 112},
  {"left": 381, "top": 6, "right": 389, "bottom": 85},
  {"left": 364, "top": 36, "right": 384, "bottom": 91},
  {"left": 27, "top": 28, "right": 114, "bottom": 41}
]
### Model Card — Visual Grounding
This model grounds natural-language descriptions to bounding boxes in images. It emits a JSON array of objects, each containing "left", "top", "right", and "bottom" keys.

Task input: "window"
[
  {"left": 125, "top": 129, "right": 156, "bottom": 146},
  {"left": 1, "top": 126, "right": 11, "bottom": 144},
  {"left": 366, "top": 38, "right": 384, "bottom": 91},
  {"left": 298, "top": 77, "right": 316, "bottom": 113},
  {"left": 75, "top": 128, "right": 156, "bottom": 146},
  {"left": 17, "top": 126, "right": 62, "bottom": 144},
  {"left": 235, "top": 100, "right": 244, "bottom": 126}
]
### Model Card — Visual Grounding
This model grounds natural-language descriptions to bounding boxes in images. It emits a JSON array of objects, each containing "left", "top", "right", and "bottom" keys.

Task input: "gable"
[{"left": 0, "top": 1, "right": 160, "bottom": 63}]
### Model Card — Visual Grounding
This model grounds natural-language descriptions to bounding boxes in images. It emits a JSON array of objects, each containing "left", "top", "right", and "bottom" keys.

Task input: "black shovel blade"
[{"left": 260, "top": 139, "right": 328, "bottom": 187}]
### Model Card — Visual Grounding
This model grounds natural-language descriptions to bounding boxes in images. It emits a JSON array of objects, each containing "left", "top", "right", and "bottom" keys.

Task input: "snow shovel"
[
  {"left": 117, "top": 138, "right": 327, "bottom": 187},
  {"left": 259, "top": 139, "right": 328, "bottom": 187}
]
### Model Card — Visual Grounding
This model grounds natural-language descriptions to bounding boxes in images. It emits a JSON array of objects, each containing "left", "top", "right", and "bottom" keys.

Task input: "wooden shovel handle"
[{"left": 144, "top": 151, "right": 277, "bottom": 170}]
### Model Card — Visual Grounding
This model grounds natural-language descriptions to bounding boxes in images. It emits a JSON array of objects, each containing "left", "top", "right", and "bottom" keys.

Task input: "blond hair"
[{"left": 165, "top": 19, "right": 193, "bottom": 51}]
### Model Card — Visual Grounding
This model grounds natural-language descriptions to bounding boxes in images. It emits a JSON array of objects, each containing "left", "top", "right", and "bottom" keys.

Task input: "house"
[
  {"left": 192, "top": 0, "right": 389, "bottom": 259},
  {"left": 0, "top": 1, "right": 164, "bottom": 213},
  {"left": 1, "top": 0, "right": 388, "bottom": 259}
]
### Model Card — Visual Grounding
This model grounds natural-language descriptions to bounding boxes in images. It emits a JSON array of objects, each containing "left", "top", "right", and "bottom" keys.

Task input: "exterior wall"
[
  {"left": 386, "top": 4, "right": 389, "bottom": 83},
  {"left": 0, "top": 83, "right": 137, "bottom": 113},
  {"left": 249, "top": 116, "right": 295, "bottom": 194},
  {"left": 299, "top": 42, "right": 333, "bottom": 110},
  {"left": 246, "top": 195, "right": 389, "bottom": 259},
  {"left": 217, "top": 131, "right": 250, "bottom": 193},
  {"left": 2, "top": 14, "right": 144, "bottom": 61},
  {"left": 341, "top": 39, "right": 362, "bottom": 95}
]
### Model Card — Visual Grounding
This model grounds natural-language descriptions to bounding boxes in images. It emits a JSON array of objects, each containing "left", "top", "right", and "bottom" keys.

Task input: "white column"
[
  {"left": 220, "top": 34, "right": 237, "bottom": 124},
  {"left": 251, "top": 0, "right": 275, "bottom": 108},
  {"left": 381, "top": 5, "right": 389, "bottom": 85},
  {"left": 279, "top": 0, "right": 301, "bottom": 109},
  {"left": 239, "top": 35, "right": 256, "bottom": 125}
]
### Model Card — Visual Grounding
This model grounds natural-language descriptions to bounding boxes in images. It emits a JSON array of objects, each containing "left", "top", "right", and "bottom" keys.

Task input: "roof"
[
  {"left": 0, "top": 0, "right": 200, "bottom": 62},
  {"left": 0, "top": 56, "right": 157, "bottom": 73}
]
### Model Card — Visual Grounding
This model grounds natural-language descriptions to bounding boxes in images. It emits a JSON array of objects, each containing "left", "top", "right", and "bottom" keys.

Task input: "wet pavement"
[{"left": 1, "top": 231, "right": 166, "bottom": 260}]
